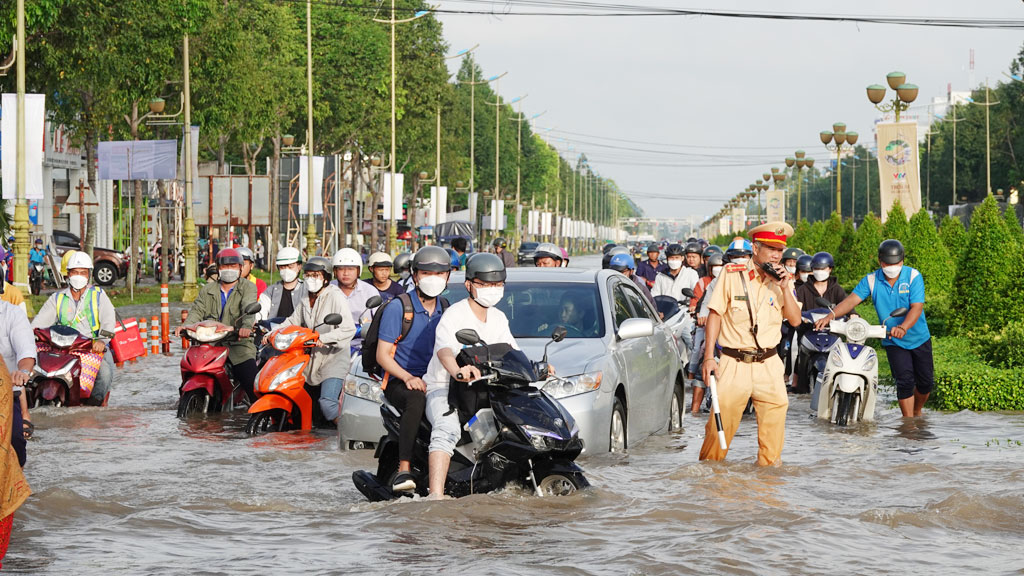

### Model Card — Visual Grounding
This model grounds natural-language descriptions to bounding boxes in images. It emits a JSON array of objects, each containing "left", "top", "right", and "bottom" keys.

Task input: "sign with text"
[
  {"left": 766, "top": 189, "right": 785, "bottom": 223},
  {"left": 876, "top": 122, "right": 922, "bottom": 221}
]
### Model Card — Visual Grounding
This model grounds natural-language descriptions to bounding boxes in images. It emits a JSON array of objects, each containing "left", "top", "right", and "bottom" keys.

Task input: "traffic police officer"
[{"left": 699, "top": 221, "right": 800, "bottom": 466}]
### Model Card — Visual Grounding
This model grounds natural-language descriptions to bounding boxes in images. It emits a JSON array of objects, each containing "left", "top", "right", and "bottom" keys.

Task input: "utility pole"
[
  {"left": 12, "top": 0, "right": 29, "bottom": 289},
  {"left": 304, "top": 0, "right": 318, "bottom": 254},
  {"left": 182, "top": 27, "right": 199, "bottom": 301}
]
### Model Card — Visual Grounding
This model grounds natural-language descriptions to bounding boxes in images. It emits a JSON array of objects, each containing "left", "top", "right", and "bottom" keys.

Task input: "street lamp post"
[
  {"left": 485, "top": 89, "right": 524, "bottom": 244},
  {"left": 11, "top": 0, "right": 28, "bottom": 289},
  {"left": 866, "top": 71, "right": 919, "bottom": 123},
  {"left": 820, "top": 123, "right": 858, "bottom": 218},
  {"left": 435, "top": 46, "right": 478, "bottom": 230},
  {"left": 508, "top": 109, "right": 544, "bottom": 246},
  {"left": 303, "top": 0, "right": 318, "bottom": 255},
  {"left": 461, "top": 69, "right": 506, "bottom": 216},
  {"left": 966, "top": 80, "right": 1000, "bottom": 197}
]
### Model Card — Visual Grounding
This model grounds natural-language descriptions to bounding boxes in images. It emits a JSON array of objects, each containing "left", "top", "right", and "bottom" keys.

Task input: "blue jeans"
[{"left": 319, "top": 377, "right": 344, "bottom": 422}]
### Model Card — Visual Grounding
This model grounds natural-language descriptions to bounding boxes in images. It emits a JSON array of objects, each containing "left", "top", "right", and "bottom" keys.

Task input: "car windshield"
[
  {"left": 442, "top": 281, "right": 604, "bottom": 339},
  {"left": 519, "top": 242, "right": 539, "bottom": 251}
]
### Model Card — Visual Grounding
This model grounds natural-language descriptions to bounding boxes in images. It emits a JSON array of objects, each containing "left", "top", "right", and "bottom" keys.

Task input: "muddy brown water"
[{"left": 7, "top": 258, "right": 1024, "bottom": 574}]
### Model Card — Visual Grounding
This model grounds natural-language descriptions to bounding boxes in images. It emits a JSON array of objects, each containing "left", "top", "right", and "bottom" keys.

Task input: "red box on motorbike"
[{"left": 111, "top": 319, "right": 145, "bottom": 364}]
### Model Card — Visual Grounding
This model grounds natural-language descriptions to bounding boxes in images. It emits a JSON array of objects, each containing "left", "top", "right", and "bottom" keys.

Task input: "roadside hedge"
[{"left": 929, "top": 337, "right": 1024, "bottom": 411}]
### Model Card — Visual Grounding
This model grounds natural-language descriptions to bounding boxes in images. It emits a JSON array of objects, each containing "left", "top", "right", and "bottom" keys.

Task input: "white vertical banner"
[
  {"left": 382, "top": 172, "right": 404, "bottom": 221},
  {"left": 489, "top": 199, "right": 498, "bottom": 230},
  {"left": 497, "top": 199, "right": 505, "bottom": 230},
  {"left": 298, "top": 156, "right": 325, "bottom": 215},
  {"left": 468, "top": 191, "right": 478, "bottom": 226},
  {"left": 2, "top": 93, "right": 46, "bottom": 200},
  {"left": 542, "top": 212, "right": 552, "bottom": 236},
  {"left": 437, "top": 186, "right": 447, "bottom": 225},
  {"left": 527, "top": 210, "right": 534, "bottom": 235}
]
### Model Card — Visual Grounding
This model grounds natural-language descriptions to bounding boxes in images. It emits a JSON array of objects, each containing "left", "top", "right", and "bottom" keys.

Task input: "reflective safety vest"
[{"left": 55, "top": 287, "right": 102, "bottom": 337}]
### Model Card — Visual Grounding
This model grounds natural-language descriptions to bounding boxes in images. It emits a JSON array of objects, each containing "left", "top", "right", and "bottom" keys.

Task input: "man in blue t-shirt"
[
  {"left": 375, "top": 246, "right": 451, "bottom": 493},
  {"left": 635, "top": 243, "right": 665, "bottom": 289},
  {"left": 815, "top": 239, "right": 933, "bottom": 417}
]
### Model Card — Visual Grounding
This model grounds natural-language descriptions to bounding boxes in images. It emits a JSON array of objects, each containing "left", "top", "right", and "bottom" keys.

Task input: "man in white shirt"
[
  {"left": 331, "top": 247, "right": 380, "bottom": 351},
  {"left": 422, "top": 253, "right": 517, "bottom": 499}
]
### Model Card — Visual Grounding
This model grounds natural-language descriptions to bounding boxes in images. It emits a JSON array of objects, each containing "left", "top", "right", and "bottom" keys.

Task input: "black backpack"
[{"left": 362, "top": 292, "right": 449, "bottom": 379}]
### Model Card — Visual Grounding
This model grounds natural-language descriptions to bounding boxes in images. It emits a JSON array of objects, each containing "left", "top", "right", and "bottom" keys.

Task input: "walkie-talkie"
[{"left": 761, "top": 261, "right": 783, "bottom": 281}]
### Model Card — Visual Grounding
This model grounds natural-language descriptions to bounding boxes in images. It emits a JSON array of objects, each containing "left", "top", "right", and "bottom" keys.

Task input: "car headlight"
[
  {"left": 542, "top": 371, "right": 602, "bottom": 399},
  {"left": 268, "top": 364, "right": 303, "bottom": 391},
  {"left": 344, "top": 376, "right": 384, "bottom": 404},
  {"left": 862, "top": 351, "right": 877, "bottom": 372},
  {"left": 830, "top": 348, "right": 843, "bottom": 368},
  {"left": 50, "top": 329, "right": 79, "bottom": 348},
  {"left": 272, "top": 332, "right": 299, "bottom": 351}
]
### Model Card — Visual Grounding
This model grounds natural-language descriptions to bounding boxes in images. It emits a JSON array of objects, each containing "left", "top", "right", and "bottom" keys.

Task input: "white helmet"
[
  {"left": 67, "top": 251, "right": 94, "bottom": 271},
  {"left": 367, "top": 252, "right": 393, "bottom": 268},
  {"left": 276, "top": 246, "right": 301, "bottom": 266},
  {"left": 332, "top": 247, "right": 362, "bottom": 273}
]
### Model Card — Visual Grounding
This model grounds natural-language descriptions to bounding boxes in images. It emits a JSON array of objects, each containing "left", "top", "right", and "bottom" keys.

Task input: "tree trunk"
[
  {"left": 84, "top": 127, "right": 97, "bottom": 259},
  {"left": 217, "top": 133, "right": 228, "bottom": 174},
  {"left": 370, "top": 168, "right": 381, "bottom": 252}
]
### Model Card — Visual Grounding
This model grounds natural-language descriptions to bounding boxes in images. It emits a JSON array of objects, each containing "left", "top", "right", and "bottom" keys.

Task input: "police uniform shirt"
[{"left": 707, "top": 261, "right": 790, "bottom": 349}]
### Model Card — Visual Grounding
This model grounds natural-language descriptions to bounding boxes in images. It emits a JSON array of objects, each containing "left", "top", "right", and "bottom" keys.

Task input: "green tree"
[
  {"left": 938, "top": 215, "right": 967, "bottom": 261},
  {"left": 881, "top": 201, "right": 910, "bottom": 244},
  {"left": 951, "top": 195, "right": 1018, "bottom": 333},
  {"left": 906, "top": 209, "right": 956, "bottom": 336},
  {"left": 833, "top": 218, "right": 857, "bottom": 286},
  {"left": 1003, "top": 205, "right": 1024, "bottom": 245},
  {"left": 817, "top": 212, "right": 844, "bottom": 258},
  {"left": 840, "top": 212, "right": 883, "bottom": 289}
]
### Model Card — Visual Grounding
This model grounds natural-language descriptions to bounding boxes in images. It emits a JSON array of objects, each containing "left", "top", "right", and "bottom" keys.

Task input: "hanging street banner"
[
  {"left": 876, "top": 122, "right": 922, "bottom": 221},
  {"left": 718, "top": 217, "right": 729, "bottom": 236},
  {"left": 731, "top": 206, "right": 744, "bottom": 234},
  {"left": 1, "top": 93, "right": 46, "bottom": 200},
  {"left": 766, "top": 189, "right": 785, "bottom": 223},
  {"left": 98, "top": 140, "right": 178, "bottom": 180},
  {"left": 381, "top": 172, "right": 404, "bottom": 221},
  {"left": 298, "top": 156, "right": 325, "bottom": 215}
]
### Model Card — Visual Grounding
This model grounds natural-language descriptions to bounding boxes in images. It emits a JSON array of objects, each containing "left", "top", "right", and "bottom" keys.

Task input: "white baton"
[{"left": 707, "top": 370, "right": 728, "bottom": 450}]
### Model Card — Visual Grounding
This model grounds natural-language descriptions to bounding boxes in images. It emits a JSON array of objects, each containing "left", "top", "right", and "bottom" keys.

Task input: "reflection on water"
[{"left": 5, "top": 347, "right": 1024, "bottom": 574}]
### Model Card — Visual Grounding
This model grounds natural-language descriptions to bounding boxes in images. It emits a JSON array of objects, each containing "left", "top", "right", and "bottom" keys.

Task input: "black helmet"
[
  {"left": 703, "top": 245, "right": 723, "bottom": 260},
  {"left": 706, "top": 253, "right": 725, "bottom": 268},
  {"left": 601, "top": 245, "right": 631, "bottom": 269},
  {"left": 393, "top": 252, "right": 412, "bottom": 273},
  {"left": 684, "top": 242, "right": 702, "bottom": 255},
  {"left": 492, "top": 237, "right": 507, "bottom": 248},
  {"left": 646, "top": 243, "right": 660, "bottom": 254},
  {"left": 665, "top": 243, "right": 685, "bottom": 257},
  {"left": 811, "top": 252, "right": 835, "bottom": 270},
  {"left": 465, "top": 253, "right": 506, "bottom": 283},
  {"left": 686, "top": 237, "right": 698, "bottom": 244},
  {"left": 412, "top": 246, "right": 451, "bottom": 273},
  {"left": 782, "top": 247, "right": 805, "bottom": 262},
  {"left": 533, "top": 242, "right": 563, "bottom": 264},
  {"left": 602, "top": 243, "right": 618, "bottom": 255},
  {"left": 878, "top": 239, "right": 904, "bottom": 264},
  {"left": 796, "top": 254, "right": 813, "bottom": 272},
  {"left": 303, "top": 256, "right": 331, "bottom": 275}
]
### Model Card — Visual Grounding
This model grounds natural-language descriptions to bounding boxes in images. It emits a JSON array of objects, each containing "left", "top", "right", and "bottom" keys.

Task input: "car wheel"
[
  {"left": 609, "top": 396, "right": 627, "bottom": 452},
  {"left": 669, "top": 381, "right": 684, "bottom": 432},
  {"left": 94, "top": 261, "right": 117, "bottom": 286}
]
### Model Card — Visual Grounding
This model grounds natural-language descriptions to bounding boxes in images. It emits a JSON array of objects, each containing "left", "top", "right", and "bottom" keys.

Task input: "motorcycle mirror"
[
  {"left": 550, "top": 326, "right": 567, "bottom": 343},
  {"left": 890, "top": 307, "right": 909, "bottom": 319},
  {"left": 243, "top": 302, "right": 262, "bottom": 315},
  {"left": 365, "top": 295, "right": 383, "bottom": 309},
  {"left": 814, "top": 297, "right": 833, "bottom": 309},
  {"left": 681, "top": 287, "right": 695, "bottom": 299},
  {"left": 324, "top": 313, "right": 345, "bottom": 326},
  {"left": 455, "top": 329, "right": 481, "bottom": 346}
]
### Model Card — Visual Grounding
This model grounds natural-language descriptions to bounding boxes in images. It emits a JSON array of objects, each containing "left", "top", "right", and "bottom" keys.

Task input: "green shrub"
[
  {"left": 788, "top": 219, "right": 814, "bottom": 253},
  {"left": 839, "top": 212, "right": 883, "bottom": 290},
  {"left": 973, "top": 320, "right": 1024, "bottom": 369},
  {"left": 905, "top": 209, "right": 955, "bottom": 338},
  {"left": 1004, "top": 205, "right": 1024, "bottom": 244},
  {"left": 816, "top": 212, "right": 844, "bottom": 258},
  {"left": 881, "top": 201, "right": 909, "bottom": 244},
  {"left": 938, "top": 215, "right": 966, "bottom": 261},
  {"left": 928, "top": 337, "right": 1024, "bottom": 411},
  {"left": 951, "top": 195, "right": 1018, "bottom": 334}
]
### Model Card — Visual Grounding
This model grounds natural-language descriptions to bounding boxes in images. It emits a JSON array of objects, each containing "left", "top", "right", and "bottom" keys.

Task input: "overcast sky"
[{"left": 437, "top": 0, "right": 1024, "bottom": 226}]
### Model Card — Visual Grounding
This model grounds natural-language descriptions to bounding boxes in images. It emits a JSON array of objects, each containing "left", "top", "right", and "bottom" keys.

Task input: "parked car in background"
[
  {"left": 338, "top": 267, "right": 687, "bottom": 454},
  {"left": 52, "top": 230, "right": 130, "bottom": 286},
  {"left": 516, "top": 241, "right": 539, "bottom": 265}
]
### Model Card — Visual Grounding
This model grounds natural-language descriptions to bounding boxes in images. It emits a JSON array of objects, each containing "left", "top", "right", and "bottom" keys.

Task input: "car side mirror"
[
  {"left": 365, "top": 295, "right": 383, "bottom": 309},
  {"left": 617, "top": 318, "right": 654, "bottom": 340},
  {"left": 324, "top": 313, "right": 345, "bottom": 326},
  {"left": 455, "top": 328, "right": 481, "bottom": 346},
  {"left": 681, "top": 288, "right": 695, "bottom": 299},
  {"left": 890, "top": 307, "right": 909, "bottom": 319},
  {"left": 814, "top": 297, "right": 833, "bottom": 309},
  {"left": 551, "top": 326, "right": 567, "bottom": 343},
  {"left": 244, "top": 302, "right": 262, "bottom": 315}
]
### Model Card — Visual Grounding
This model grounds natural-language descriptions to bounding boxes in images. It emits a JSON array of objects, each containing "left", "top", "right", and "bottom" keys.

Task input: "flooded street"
[{"left": 7, "top": 256, "right": 1024, "bottom": 574}]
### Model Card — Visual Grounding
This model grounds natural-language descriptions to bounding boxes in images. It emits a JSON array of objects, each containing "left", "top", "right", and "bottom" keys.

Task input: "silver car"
[{"left": 338, "top": 268, "right": 687, "bottom": 453}]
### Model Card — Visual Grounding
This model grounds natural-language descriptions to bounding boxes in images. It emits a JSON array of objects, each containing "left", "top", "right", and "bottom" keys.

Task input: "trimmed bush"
[
  {"left": 929, "top": 338, "right": 1024, "bottom": 411},
  {"left": 839, "top": 212, "right": 883, "bottom": 290},
  {"left": 905, "top": 209, "right": 955, "bottom": 337},
  {"left": 973, "top": 320, "right": 1024, "bottom": 369},
  {"left": 817, "top": 212, "right": 844, "bottom": 258},
  {"left": 950, "top": 195, "right": 1018, "bottom": 334},
  {"left": 788, "top": 219, "right": 815, "bottom": 253},
  {"left": 1004, "top": 205, "right": 1024, "bottom": 244},
  {"left": 881, "top": 201, "right": 909, "bottom": 244},
  {"left": 938, "top": 215, "right": 966, "bottom": 261}
]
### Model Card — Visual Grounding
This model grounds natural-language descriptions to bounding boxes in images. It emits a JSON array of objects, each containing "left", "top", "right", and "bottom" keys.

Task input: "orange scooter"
[{"left": 245, "top": 313, "right": 344, "bottom": 435}]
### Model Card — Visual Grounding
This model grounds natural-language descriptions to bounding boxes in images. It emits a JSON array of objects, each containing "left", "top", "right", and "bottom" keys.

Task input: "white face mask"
[
  {"left": 473, "top": 286, "right": 504, "bottom": 308},
  {"left": 785, "top": 265, "right": 797, "bottom": 275},
  {"left": 667, "top": 259, "right": 683, "bottom": 270},
  {"left": 305, "top": 275, "right": 325, "bottom": 294},
  {"left": 731, "top": 257, "right": 749, "bottom": 266},
  {"left": 711, "top": 266, "right": 723, "bottom": 278},
  {"left": 279, "top": 267, "right": 298, "bottom": 283},
  {"left": 799, "top": 272, "right": 810, "bottom": 283},
  {"left": 218, "top": 269, "right": 240, "bottom": 284},
  {"left": 399, "top": 271, "right": 411, "bottom": 280},
  {"left": 418, "top": 275, "right": 446, "bottom": 298},
  {"left": 812, "top": 270, "right": 830, "bottom": 282},
  {"left": 882, "top": 264, "right": 903, "bottom": 279},
  {"left": 68, "top": 274, "right": 89, "bottom": 291}
]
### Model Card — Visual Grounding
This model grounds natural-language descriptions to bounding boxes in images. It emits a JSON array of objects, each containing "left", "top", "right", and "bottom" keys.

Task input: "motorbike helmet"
[
  {"left": 216, "top": 248, "right": 243, "bottom": 267},
  {"left": 705, "top": 253, "right": 724, "bottom": 269},
  {"left": 601, "top": 245, "right": 631, "bottom": 269},
  {"left": 276, "top": 246, "right": 301, "bottom": 266},
  {"left": 878, "top": 239, "right": 905, "bottom": 264},
  {"left": 67, "top": 251, "right": 94, "bottom": 270},
  {"left": 684, "top": 242, "right": 702, "bottom": 255},
  {"left": 602, "top": 243, "right": 618, "bottom": 255},
  {"left": 367, "top": 252, "right": 393, "bottom": 268},
  {"left": 533, "top": 242, "right": 564, "bottom": 265},
  {"left": 465, "top": 252, "right": 506, "bottom": 283},
  {"left": 703, "top": 245, "right": 723, "bottom": 260},
  {"left": 608, "top": 252, "right": 636, "bottom": 272},
  {"left": 646, "top": 243, "right": 660, "bottom": 255},
  {"left": 236, "top": 246, "right": 255, "bottom": 263},
  {"left": 796, "top": 254, "right": 813, "bottom": 273},
  {"left": 811, "top": 251, "right": 835, "bottom": 270},
  {"left": 332, "top": 247, "right": 363, "bottom": 273},
  {"left": 412, "top": 245, "right": 451, "bottom": 272},
  {"left": 725, "top": 238, "right": 753, "bottom": 260},
  {"left": 664, "top": 243, "right": 685, "bottom": 257},
  {"left": 492, "top": 237, "right": 508, "bottom": 249},
  {"left": 303, "top": 256, "right": 331, "bottom": 275},
  {"left": 393, "top": 252, "right": 412, "bottom": 274},
  {"left": 782, "top": 247, "right": 805, "bottom": 262}
]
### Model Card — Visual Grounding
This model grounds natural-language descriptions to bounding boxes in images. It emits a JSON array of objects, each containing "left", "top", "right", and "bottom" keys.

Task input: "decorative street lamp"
[
  {"left": 820, "top": 123, "right": 858, "bottom": 218},
  {"left": 866, "top": 71, "right": 918, "bottom": 123}
]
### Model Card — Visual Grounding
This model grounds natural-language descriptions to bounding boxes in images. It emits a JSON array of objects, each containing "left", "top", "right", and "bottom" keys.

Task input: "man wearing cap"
[
  {"left": 700, "top": 222, "right": 800, "bottom": 466},
  {"left": 364, "top": 252, "right": 404, "bottom": 304},
  {"left": 635, "top": 244, "right": 665, "bottom": 289}
]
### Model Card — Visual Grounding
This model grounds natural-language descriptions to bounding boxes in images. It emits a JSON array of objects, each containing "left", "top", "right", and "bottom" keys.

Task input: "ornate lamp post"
[
  {"left": 820, "top": 123, "right": 858, "bottom": 218},
  {"left": 866, "top": 71, "right": 918, "bottom": 123}
]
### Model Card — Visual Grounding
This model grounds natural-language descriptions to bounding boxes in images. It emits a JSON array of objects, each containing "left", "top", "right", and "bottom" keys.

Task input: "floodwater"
[{"left": 7, "top": 255, "right": 1024, "bottom": 574}]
